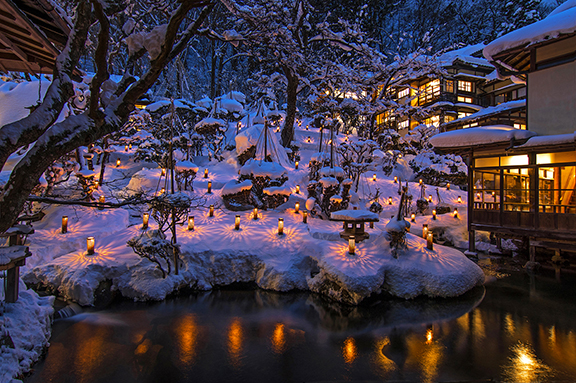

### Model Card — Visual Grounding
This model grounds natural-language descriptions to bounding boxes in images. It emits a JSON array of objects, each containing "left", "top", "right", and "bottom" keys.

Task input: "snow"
[
  {"left": 175, "top": 160, "right": 199, "bottom": 172},
  {"left": 196, "top": 97, "right": 212, "bottom": 109},
  {"left": 0, "top": 285, "right": 54, "bottom": 382},
  {"left": 195, "top": 116, "right": 226, "bottom": 129},
  {"left": 516, "top": 132, "right": 576, "bottom": 148},
  {"left": 125, "top": 24, "right": 168, "bottom": 60},
  {"left": 442, "top": 99, "right": 526, "bottom": 127},
  {"left": 221, "top": 179, "right": 253, "bottom": 196},
  {"left": 430, "top": 125, "right": 537, "bottom": 148},
  {"left": 319, "top": 166, "right": 345, "bottom": 178},
  {"left": 146, "top": 99, "right": 193, "bottom": 112},
  {"left": 263, "top": 185, "right": 292, "bottom": 196},
  {"left": 331, "top": 209, "right": 379, "bottom": 221},
  {"left": 484, "top": 2, "right": 576, "bottom": 61},
  {"left": 217, "top": 97, "right": 244, "bottom": 114},
  {"left": 235, "top": 123, "right": 263, "bottom": 155},
  {"left": 240, "top": 158, "right": 287, "bottom": 179},
  {"left": 439, "top": 43, "right": 492, "bottom": 68}
]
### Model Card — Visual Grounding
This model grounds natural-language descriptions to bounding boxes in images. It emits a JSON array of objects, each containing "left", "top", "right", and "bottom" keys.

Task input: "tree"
[{"left": 0, "top": 0, "right": 214, "bottom": 233}]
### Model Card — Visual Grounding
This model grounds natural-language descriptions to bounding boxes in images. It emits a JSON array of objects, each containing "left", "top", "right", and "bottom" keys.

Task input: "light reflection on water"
[{"left": 25, "top": 271, "right": 576, "bottom": 383}]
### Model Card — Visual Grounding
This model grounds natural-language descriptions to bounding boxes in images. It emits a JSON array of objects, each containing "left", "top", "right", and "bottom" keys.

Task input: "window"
[
  {"left": 458, "top": 80, "right": 472, "bottom": 92},
  {"left": 418, "top": 79, "right": 441, "bottom": 105},
  {"left": 503, "top": 168, "right": 531, "bottom": 211},
  {"left": 397, "top": 88, "right": 410, "bottom": 98},
  {"left": 423, "top": 115, "right": 440, "bottom": 127},
  {"left": 514, "top": 123, "right": 526, "bottom": 130},
  {"left": 444, "top": 115, "right": 455, "bottom": 123},
  {"left": 398, "top": 120, "right": 409, "bottom": 130},
  {"left": 458, "top": 111, "right": 472, "bottom": 119},
  {"left": 473, "top": 170, "right": 501, "bottom": 210},
  {"left": 538, "top": 165, "right": 576, "bottom": 213},
  {"left": 445, "top": 80, "right": 454, "bottom": 93},
  {"left": 457, "top": 96, "right": 473, "bottom": 103}
]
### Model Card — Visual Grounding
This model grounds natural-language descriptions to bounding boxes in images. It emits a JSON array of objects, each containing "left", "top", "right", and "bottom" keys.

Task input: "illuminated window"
[
  {"left": 445, "top": 80, "right": 454, "bottom": 93},
  {"left": 514, "top": 123, "right": 526, "bottom": 130},
  {"left": 398, "top": 120, "right": 409, "bottom": 129},
  {"left": 458, "top": 80, "right": 472, "bottom": 92},
  {"left": 424, "top": 115, "right": 440, "bottom": 127},
  {"left": 397, "top": 88, "right": 410, "bottom": 98},
  {"left": 418, "top": 79, "right": 440, "bottom": 105},
  {"left": 458, "top": 111, "right": 472, "bottom": 119},
  {"left": 444, "top": 115, "right": 455, "bottom": 123},
  {"left": 457, "top": 96, "right": 473, "bottom": 103}
]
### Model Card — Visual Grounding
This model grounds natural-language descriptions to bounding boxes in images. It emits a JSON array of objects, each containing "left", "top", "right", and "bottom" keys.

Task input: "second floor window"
[
  {"left": 398, "top": 120, "right": 409, "bottom": 130},
  {"left": 445, "top": 80, "right": 454, "bottom": 93},
  {"left": 458, "top": 80, "right": 473, "bottom": 93},
  {"left": 398, "top": 88, "right": 410, "bottom": 98},
  {"left": 419, "top": 79, "right": 441, "bottom": 105},
  {"left": 457, "top": 96, "right": 473, "bottom": 103}
]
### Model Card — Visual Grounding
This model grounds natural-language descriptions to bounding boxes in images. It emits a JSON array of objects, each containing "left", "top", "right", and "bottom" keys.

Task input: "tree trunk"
[
  {"left": 210, "top": 40, "right": 216, "bottom": 99},
  {"left": 281, "top": 68, "right": 298, "bottom": 148}
]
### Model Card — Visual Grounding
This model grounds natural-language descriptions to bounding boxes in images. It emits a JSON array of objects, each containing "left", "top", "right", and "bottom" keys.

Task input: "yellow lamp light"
[
  {"left": 278, "top": 218, "right": 284, "bottom": 235},
  {"left": 143, "top": 213, "right": 149, "bottom": 230},
  {"left": 295, "top": 202, "right": 300, "bottom": 214},
  {"left": 204, "top": 169, "right": 208, "bottom": 178},
  {"left": 348, "top": 236, "right": 355, "bottom": 255},
  {"left": 302, "top": 211, "right": 308, "bottom": 224},
  {"left": 432, "top": 209, "right": 437, "bottom": 220},
  {"left": 235, "top": 215, "right": 240, "bottom": 230},
  {"left": 116, "top": 158, "right": 121, "bottom": 167},
  {"left": 411, "top": 213, "right": 416, "bottom": 222},
  {"left": 61, "top": 216, "right": 68, "bottom": 234},
  {"left": 423, "top": 224, "right": 428, "bottom": 239},
  {"left": 86, "top": 237, "right": 95, "bottom": 255},
  {"left": 253, "top": 208, "right": 258, "bottom": 220},
  {"left": 295, "top": 161, "right": 299, "bottom": 170},
  {"left": 188, "top": 216, "right": 194, "bottom": 231}
]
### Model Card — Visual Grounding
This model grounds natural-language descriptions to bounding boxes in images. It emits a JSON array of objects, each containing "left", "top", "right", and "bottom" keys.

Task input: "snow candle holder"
[
  {"left": 253, "top": 208, "right": 258, "bottom": 220},
  {"left": 188, "top": 216, "right": 194, "bottom": 231},
  {"left": 209, "top": 205, "right": 214, "bottom": 217},
  {"left": 278, "top": 218, "right": 284, "bottom": 235},
  {"left": 207, "top": 181, "right": 212, "bottom": 194},
  {"left": 86, "top": 237, "right": 95, "bottom": 255},
  {"left": 388, "top": 197, "right": 393, "bottom": 205},
  {"left": 447, "top": 183, "right": 451, "bottom": 190},
  {"left": 372, "top": 174, "right": 377, "bottom": 181},
  {"left": 116, "top": 158, "right": 121, "bottom": 167},
  {"left": 129, "top": 144, "right": 132, "bottom": 150},
  {"left": 296, "top": 185, "right": 300, "bottom": 194},
  {"left": 411, "top": 213, "right": 416, "bottom": 222},
  {"left": 453, "top": 209, "right": 459, "bottom": 218},
  {"left": 98, "top": 195, "right": 105, "bottom": 210},
  {"left": 61, "top": 216, "right": 68, "bottom": 234},
  {"left": 393, "top": 176, "right": 397, "bottom": 183},
  {"left": 295, "top": 161, "right": 299, "bottom": 170},
  {"left": 457, "top": 196, "right": 462, "bottom": 203},
  {"left": 348, "top": 236, "right": 355, "bottom": 255},
  {"left": 305, "top": 125, "right": 309, "bottom": 131},
  {"left": 432, "top": 210, "right": 437, "bottom": 220},
  {"left": 307, "top": 136, "right": 311, "bottom": 143},
  {"left": 235, "top": 215, "right": 240, "bottom": 230},
  {"left": 427, "top": 232, "right": 433, "bottom": 250},
  {"left": 422, "top": 224, "right": 428, "bottom": 239},
  {"left": 204, "top": 169, "right": 208, "bottom": 178},
  {"left": 142, "top": 213, "right": 149, "bottom": 230},
  {"left": 302, "top": 211, "right": 307, "bottom": 224},
  {"left": 295, "top": 202, "right": 300, "bottom": 214}
]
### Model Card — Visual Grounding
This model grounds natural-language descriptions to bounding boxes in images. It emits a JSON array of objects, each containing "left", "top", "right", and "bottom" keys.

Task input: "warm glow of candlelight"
[
  {"left": 98, "top": 195, "right": 105, "bottom": 210},
  {"left": 295, "top": 202, "right": 300, "bottom": 213},
  {"left": 278, "top": 218, "right": 284, "bottom": 235},
  {"left": 188, "top": 216, "right": 194, "bottom": 231},
  {"left": 388, "top": 197, "right": 393, "bottom": 205},
  {"left": 116, "top": 158, "right": 121, "bottom": 167},
  {"left": 394, "top": 176, "right": 397, "bottom": 183},
  {"left": 161, "top": 168, "right": 166, "bottom": 177},
  {"left": 143, "top": 213, "right": 149, "bottom": 230},
  {"left": 235, "top": 215, "right": 240, "bottom": 230},
  {"left": 419, "top": 179, "right": 423, "bottom": 185},
  {"left": 369, "top": 221, "right": 374, "bottom": 229},
  {"left": 86, "top": 236, "right": 95, "bottom": 255},
  {"left": 423, "top": 224, "right": 428, "bottom": 239},
  {"left": 61, "top": 216, "right": 68, "bottom": 233},
  {"left": 204, "top": 169, "right": 208, "bottom": 178},
  {"left": 124, "top": 145, "right": 128, "bottom": 152},
  {"left": 160, "top": 188, "right": 165, "bottom": 194},
  {"left": 209, "top": 205, "right": 214, "bottom": 217},
  {"left": 457, "top": 196, "right": 462, "bottom": 203},
  {"left": 447, "top": 183, "right": 451, "bottom": 190},
  {"left": 428, "top": 195, "right": 433, "bottom": 202},
  {"left": 129, "top": 144, "right": 132, "bottom": 149},
  {"left": 426, "top": 328, "right": 434, "bottom": 344},
  {"left": 295, "top": 161, "right": 299, "bottom": 170},
  {"left": 453, "top": 209, "right": 458, "bottom": 218},
  {"left": 253, "top": 208, "right": 258, "bottom": 220},
  {"left": 372, "top": 174, "right": 377, "bottom": 181},
  {"left": 427, "top": 232, "right": 433, "bottom": 250},
  {"left": 296, "top": 185, "right": 300, "bottom": 194},
  {"left": 302, "top": 211, "right": 307, "bottom": 223},
  {"left": 348, "top": 236, "right": 355, "bottom": 255},
  {"left": 207, "top": 181, "right": 212, "bottom": 194},
  {"left": 432, "top": 209, "right": 437, "bottom": 220},
  {"left": 307, "top": 136, "right": 311, "bottom": 142},
  {"left": 411, "top": 213, "right": 416, "bottom": 222}
]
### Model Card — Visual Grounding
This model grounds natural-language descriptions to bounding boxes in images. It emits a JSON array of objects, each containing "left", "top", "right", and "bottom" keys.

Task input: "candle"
[
  {"left": 372, "top": 174, "right": 377, "bottom": 181},
  {"left": 253, "top": 208, "right": 258, "bottom": 220},
  {"left": 235, "top": 215, "right": 240, "bottom": 230},
  {"left": 86, "top": 237, "right": 95, "bottom": 255},
  {"left": 457, "top": 196, "right": 462, "bottom": 203},
  {"left": 427, "top": 232, "right": 433, "bottom": 250},
  {"left": 388, "top": 197, "right": 393, "bottom": 205},
  {"left": 204, "top": 169, "right": 208, "bottom": 178},
  {"left": 209, "top": 205, "right": 214, "bottom": 217},
  {"left": 369, "top": 221, "right": 374, "bottom": 229},
  {"left": 432, "top": 209, "right": 437, "bottom": 220},
  {"left": 394, "top": 176, "right": 398, "bottom": 183},
  {"left": 295, "top": 161, "right": 299, "bottom": 170},
  {"left": 61, "top": 216, "right": 68, "bottom": 233},
  {"left": 428, "top": 195, "right": 433, "bottom": 203},
  {"left": 423, "top": 224, "right": 428, "bottom": 239},
  {"left": 411, "top": 213, "right": 416, "bottom": 222},
  {"left": 161, "top": 168, "right": 166, "bottom": 177},
  {"left": 116, "top": 158, "right": 121, "bottom": 167},
  {"left": 296, "top": 185, "right": 300, "bottom": 194},
  {"left": 278, "top": 218, "right": 284, "bottom": 235},
  {"left": 419, "top": 179, "right": 423, "bottom": 185},
  {"left": 143, "top": 213, "right": 149, "bottom": 230},
  {"left": 124, "top": 145, "right": 128, "bottom": 152},
  {"left": 207, "top": 181, "right": 212, "bottom": 194},
  {"left": 295, "top": 202, "right": 300, "bottom": 214},
  {"left": 98, "top": 195, "right": 105, "bottom": 210},
  {"left": 348, "top": 236, "right": 355, "bottom": 255},
  {"left": 302, "top": 211, "right": 308, "bottom": 224},
  {"left": 447, "top": 183, "right": 451, "bottom": 190},
  {"left": 188, "top": 216, "right": 194, "bottom": 231},
  {"left": 453, "top": 209, "right": 458, "bottom": 218}
]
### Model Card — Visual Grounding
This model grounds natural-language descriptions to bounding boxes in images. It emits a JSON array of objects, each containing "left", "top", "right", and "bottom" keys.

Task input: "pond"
[{"left": 26, "top": 267, "right": 576, "bottom": 383}]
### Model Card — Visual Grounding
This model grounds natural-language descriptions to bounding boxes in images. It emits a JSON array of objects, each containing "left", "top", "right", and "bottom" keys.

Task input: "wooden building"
[
  {"left": 431, "top": 4, "right": 576, "bottom": 261},
  {"left": 0, "top": 0, "right": 70, "bottom": 74}
]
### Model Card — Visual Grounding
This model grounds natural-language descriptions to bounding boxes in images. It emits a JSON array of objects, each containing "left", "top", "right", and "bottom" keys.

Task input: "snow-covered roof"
[
  {"left": 515, "top": 132, "right": 576, "bottom": 148},
  {"left": 430, "top": 125, "right": 536, "bottom": 149},
  {"left": 330, "top": 209, "right": 379, "bottom": 221},
  {"left": 438, "top": 44, "right": 493, "bottom": 68},
  {"left": 484, "top": 0, "right": 576, "bottom": 61},
  {"left": 441, "top": 99, "right": 526, "bottom": 128}
]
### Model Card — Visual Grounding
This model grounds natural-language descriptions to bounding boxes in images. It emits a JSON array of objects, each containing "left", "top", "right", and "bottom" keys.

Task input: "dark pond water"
[{"left": 26, "top": 268, "right": 576, "bottom": 383}]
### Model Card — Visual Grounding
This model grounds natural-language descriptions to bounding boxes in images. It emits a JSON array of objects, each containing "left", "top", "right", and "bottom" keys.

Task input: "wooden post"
[
  {"left": 529, "top": 238, "right": 536, "bottom": 263},
  {"left": 5, "top": 266, "right": 19, "bottom": 303}
]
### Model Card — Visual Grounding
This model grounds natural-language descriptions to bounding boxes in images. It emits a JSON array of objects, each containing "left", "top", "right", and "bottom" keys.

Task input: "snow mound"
[
  {"left": 235, "top": 123, "right": 263, "bottom": 155},
  {"left": 240, "top": 159, "right": 287, "bottom": 179},
  {"left": 331, "top": 209, "right": 379, "bottom": 221},
  {"left": 430, "top": 125, "right": 536, "bottom": 149},
  {"left": 222, "top": 179, "right": 253, "bottom": 196}
]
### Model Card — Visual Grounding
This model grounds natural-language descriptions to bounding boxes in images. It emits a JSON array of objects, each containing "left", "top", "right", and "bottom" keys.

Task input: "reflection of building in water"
[{"left": 227, "top": 318, "right": 244, "bottom": 368}]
